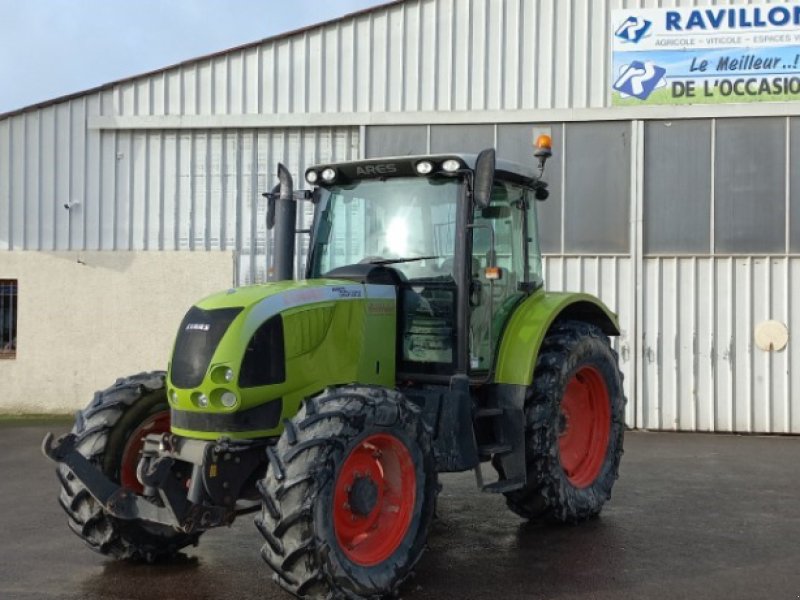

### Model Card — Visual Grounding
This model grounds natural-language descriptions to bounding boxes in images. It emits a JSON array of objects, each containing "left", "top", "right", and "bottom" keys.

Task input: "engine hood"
[{"left": 167, "top": 277, "right": 398, "bottom": 440}]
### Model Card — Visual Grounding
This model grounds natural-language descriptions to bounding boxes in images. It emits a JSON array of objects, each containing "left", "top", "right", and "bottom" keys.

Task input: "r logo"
[
  {"left": 613, "top": 61, "right": 666, "bottom": 100},
  {"left": 615, "top": 16, "right": 652, "bottom": 44}
]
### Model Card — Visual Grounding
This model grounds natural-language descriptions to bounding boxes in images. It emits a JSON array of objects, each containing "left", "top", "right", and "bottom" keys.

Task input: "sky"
[{"left": 0, "top": 0, "right": 383, "bottom": 114}]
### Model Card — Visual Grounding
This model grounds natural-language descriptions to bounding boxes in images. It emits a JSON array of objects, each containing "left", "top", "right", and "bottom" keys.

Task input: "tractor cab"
[{"left": 301, "top": 149, "right": 550, "bottom": 382}]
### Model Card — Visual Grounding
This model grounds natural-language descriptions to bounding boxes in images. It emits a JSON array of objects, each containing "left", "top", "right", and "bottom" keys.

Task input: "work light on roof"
[
  {"left": 306, "top": 170, "right": 319, "bottom": 185},
  {"left": 415, "top": 160, "right": 433, "bottom": 175},
  {"left": 442, "top": 159, "right": 460, "bottom": 173},
  {"left": 321, "top": 168, "right": 337, "bottom": 183}
]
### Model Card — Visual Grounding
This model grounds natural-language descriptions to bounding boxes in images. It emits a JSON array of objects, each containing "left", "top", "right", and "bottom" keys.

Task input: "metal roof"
[{"left": 0, "top": 0, "right": 403, "bottom": 120}]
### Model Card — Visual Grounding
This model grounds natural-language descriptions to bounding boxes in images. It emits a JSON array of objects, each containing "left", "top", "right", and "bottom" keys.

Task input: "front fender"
[{"left": 494, "top": 291, "right": 620, "bottom": 386}]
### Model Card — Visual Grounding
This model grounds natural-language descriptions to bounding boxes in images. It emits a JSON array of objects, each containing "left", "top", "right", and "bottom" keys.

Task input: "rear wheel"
[
  {"left": 256, "top": 385, "right": 436, "bottom": 599},
  {"left": 499, "top": 321, "right": 625, "bottom": 522},
  {"left": 56, "top": 372, "right": 201, "bottom": 560}
]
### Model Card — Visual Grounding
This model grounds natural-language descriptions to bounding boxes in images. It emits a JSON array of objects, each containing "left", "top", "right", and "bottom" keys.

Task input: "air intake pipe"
[{"left": 267, "top": 163, "right": 296, "bottom": 282}]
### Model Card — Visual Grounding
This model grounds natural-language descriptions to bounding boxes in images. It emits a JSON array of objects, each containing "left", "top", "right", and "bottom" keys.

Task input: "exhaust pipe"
[{"left": 268, "top": 163, "right": 296, "bottom": 282}]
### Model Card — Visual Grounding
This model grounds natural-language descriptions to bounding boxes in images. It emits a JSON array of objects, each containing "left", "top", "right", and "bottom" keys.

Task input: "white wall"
[{"left": 0, "top": 251, "right": 234, "bottom": 413}]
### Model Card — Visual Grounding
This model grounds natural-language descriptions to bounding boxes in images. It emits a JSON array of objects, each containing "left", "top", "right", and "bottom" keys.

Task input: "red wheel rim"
[
  {"left": 120, "top": 410, "right": 171, "bottom": 494},
  {"left": 558, "top": 366, "right": 611, "bottom": 489},
  {"left": 333, "top": 433, "right": 416, "bottom": 567}
]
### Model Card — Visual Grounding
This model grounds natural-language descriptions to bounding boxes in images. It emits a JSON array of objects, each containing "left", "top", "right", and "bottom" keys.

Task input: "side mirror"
[
  {"left": 264, "top": 184, "right": 280, "bottom": 230},
  {"left": 473, "top": 148, "right": 495, "bottom": 209}
]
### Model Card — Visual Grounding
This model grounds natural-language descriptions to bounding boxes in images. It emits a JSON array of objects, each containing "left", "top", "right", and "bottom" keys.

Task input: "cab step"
[
  {"left": 475, "top": 407, "right": 503, "bottom": 418},
  {"left": 481, "top": 477, "right": 525, "bottom": 494},
  {"left": 477, "top": 443, "right": 511, "bottom": 457}
]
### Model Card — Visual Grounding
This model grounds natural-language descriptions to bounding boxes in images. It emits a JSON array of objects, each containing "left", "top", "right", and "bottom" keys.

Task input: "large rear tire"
[
  {"left": 498, "top": 320, "right": 625, "bottom": 522},
  {"left": 256, "top": 385, "right": 437, "bottom": 599},
  {"left": 56, "top": 371, "right": 201, "bottom": 560}
]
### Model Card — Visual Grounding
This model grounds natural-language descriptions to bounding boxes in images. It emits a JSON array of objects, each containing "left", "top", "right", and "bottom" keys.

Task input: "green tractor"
[{"left": 44, "top": 138, "right": 625, "bottom": 599}]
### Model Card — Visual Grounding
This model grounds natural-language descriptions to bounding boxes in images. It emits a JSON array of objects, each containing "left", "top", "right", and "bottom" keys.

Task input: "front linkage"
[
  {"left": 44, "top": 415, "right": 267, "bottom": 535},
  {"left": 42, "top": 372, "right": 268, "bottom": 534}
]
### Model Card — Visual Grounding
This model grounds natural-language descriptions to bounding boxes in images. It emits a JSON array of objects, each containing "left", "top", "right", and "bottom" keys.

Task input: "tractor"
[{"left": 44, "top": 137, "right": 625, "bottom": 599}]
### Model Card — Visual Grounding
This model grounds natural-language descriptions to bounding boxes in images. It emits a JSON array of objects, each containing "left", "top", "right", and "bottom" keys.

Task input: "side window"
[
  {"left": 470, "top": 183, "right": 527, "bottom": 371},
  {"left": 526, "top": 190, "right": 544, "bottom": 287},
  {"left": 0, "top": 280, "right": 17, "bottom": 359}
]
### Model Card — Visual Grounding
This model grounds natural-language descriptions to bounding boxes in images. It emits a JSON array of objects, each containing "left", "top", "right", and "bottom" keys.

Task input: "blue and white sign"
[{"left": 612, "top": 4, "right": 800, "bottom": 105}]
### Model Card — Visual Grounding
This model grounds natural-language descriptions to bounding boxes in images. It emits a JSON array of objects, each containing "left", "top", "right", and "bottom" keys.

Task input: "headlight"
[
  {"left": 193, "top": 392, "right": 209, "bottom": 408},
  {"left": 169, "top": 389, "right": 179, "bottom": 405},
  {"left": 306, "top": 170, "right": 318, "bottom": 184},
  {"left": 220, "top": 391, "right": 238, "bottom": 408},
  {"left": 415, "top": 160, "right": 433, "bottom": 175},
  {"left": 321, "top": 168, "right": 336, "bottom": 182},
  {"left": 442, "top": 159, "right": 461, "bottom": 173},
  {"left": 211, "top": 365, "right": 235, "bottom": 384}
]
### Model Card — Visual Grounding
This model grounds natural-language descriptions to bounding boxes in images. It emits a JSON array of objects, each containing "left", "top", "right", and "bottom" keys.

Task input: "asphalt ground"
[{"left": 1, "top": 418, "right": 799, "bottom": 600}]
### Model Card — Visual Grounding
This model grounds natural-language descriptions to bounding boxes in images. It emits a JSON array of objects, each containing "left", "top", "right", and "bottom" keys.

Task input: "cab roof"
[{"left": 308, "top": 152, "right": 539, "bottom": 186}]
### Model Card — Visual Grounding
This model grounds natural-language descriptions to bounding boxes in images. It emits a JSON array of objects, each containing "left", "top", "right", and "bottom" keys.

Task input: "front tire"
[
  {"left": 256, "top": 385, "right": 437, "bottom": 599},
  {"left": 499, "top": 320, "right": 626, "bottom": 523},
  {"left": 56, "top": 371, "right": 201, "bottom": 560}
]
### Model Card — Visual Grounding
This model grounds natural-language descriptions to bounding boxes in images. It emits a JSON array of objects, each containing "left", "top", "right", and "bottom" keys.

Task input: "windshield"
[{"left": 309, "top": 177, "right": 461, "bottom": 280}]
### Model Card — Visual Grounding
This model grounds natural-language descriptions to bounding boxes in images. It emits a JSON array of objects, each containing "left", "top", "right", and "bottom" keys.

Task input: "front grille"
[
  {"left": 239, "top": 315, "right": 286, "bottom": 388},
  {"left": 172, "top": 398, "right": 283, "bottom": 432},
  {"left": 171, "top": 306, "right": 243, "bottom": 389}
]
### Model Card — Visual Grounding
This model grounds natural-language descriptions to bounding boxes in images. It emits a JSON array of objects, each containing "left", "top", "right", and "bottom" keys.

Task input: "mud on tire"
[
  {"left": 56, "top": 371, "right": 200, "bottom": 560},
  {"left": 498, "top": 320, "right": 626, "bottom": 523},
  {"left": 256, "top": 385, "right": 437, "bottom": 600}
]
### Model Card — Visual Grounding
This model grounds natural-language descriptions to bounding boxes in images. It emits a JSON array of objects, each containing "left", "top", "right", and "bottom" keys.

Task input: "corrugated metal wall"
[
  {"left": 544, "top": 256, "right": 799, "bottom": 434},
  {"left": 0, "top": 108, "right": 357, "bottom": 256},
  {"left": 1, "top": 0, "right": 798, "bottom": 432},
  {"left": 640, "top": 257, "right": 798, "bottom": 434},
  {"left": 66, "top": 0, "right": 614, "bottom": 116}
]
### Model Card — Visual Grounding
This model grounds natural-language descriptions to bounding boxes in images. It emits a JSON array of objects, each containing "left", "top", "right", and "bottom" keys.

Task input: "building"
[{"left": 0, "top": 0, "right": 797, "bottom": 433}]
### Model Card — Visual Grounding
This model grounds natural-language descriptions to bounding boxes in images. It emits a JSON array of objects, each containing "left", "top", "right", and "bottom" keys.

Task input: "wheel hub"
[{"left": 348, "top": 475, "right": 379, "bottom": 516}]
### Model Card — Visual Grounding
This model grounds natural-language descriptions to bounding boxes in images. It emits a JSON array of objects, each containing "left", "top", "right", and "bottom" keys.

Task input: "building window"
[
  {"left": 0, "top": 280, "right": 17, "bottom": 359},
  {"left": 563, "top": 122, "right": 631, "bottom": 254}
]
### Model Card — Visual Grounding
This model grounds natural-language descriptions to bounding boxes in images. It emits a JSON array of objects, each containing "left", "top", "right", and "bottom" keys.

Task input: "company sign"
[{"left": 611, "top": 5, "right": 800, "bottom": 106}]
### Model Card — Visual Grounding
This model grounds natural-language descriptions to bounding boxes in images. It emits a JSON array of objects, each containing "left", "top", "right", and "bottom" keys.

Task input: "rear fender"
[{"left": 494, "top": 291, "right": 620, "bottom": 386}]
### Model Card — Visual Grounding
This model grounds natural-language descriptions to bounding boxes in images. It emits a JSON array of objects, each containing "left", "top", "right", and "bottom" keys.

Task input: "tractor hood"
[
  {"left": 192, "top": 278, "right": 390, "bottom": 333},
  {"left": 166, "top": 279, "right": 397, "bottom": 440}
]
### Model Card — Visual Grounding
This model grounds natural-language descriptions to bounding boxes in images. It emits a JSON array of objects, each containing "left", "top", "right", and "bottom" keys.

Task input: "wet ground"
[{"left": 1, "top": 418, "right": 799, "bottom": 599}]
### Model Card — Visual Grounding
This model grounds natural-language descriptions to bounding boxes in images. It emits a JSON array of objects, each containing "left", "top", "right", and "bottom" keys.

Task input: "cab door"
[{"left": 469, "top": 180, "right": 542, "bottom": 373}]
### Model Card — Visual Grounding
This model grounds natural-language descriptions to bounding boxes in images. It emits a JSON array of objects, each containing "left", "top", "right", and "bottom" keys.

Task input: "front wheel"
[
  {"left": 256, "top": 385, "right": 437, "bottom": 599},
  {"left": 499, "top": 320, "right": 626, "bottom": 523},
  {"left": 56, "top": 372, "right": 201, "bottom": 560}
]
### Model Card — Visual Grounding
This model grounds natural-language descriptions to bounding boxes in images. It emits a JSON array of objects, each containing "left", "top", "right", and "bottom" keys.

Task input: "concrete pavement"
[{"left": 1, "top": 418, "right": 798, "bottom": 599}]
